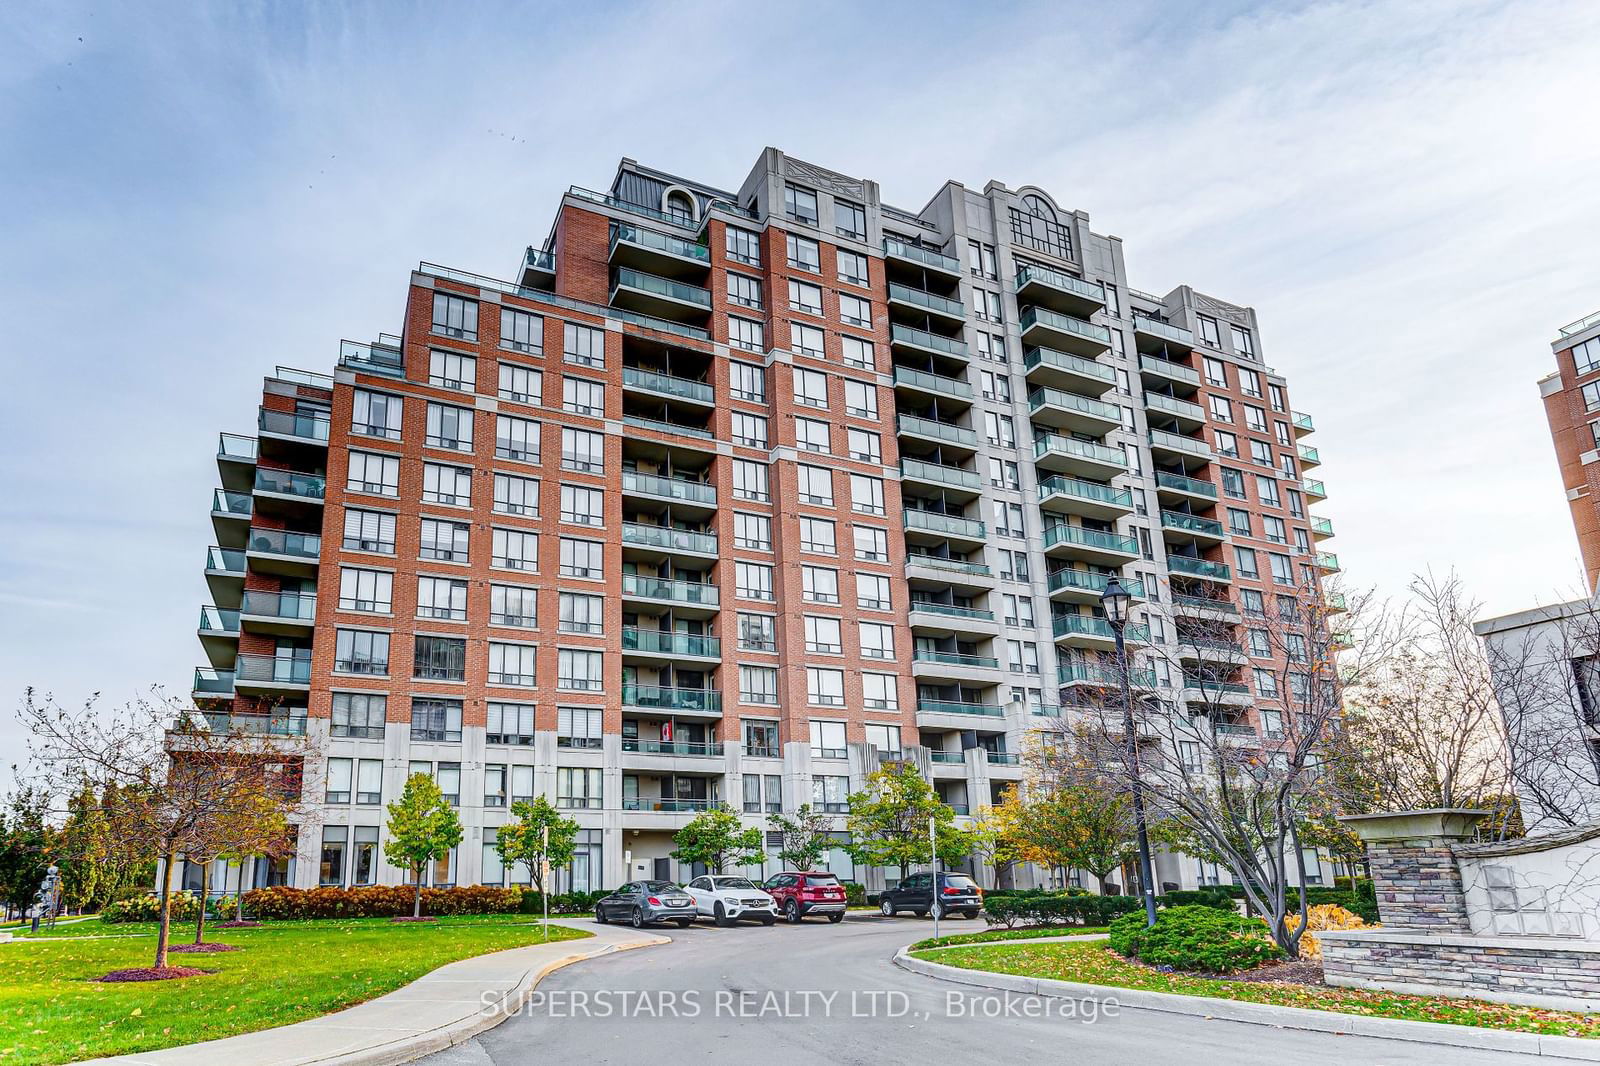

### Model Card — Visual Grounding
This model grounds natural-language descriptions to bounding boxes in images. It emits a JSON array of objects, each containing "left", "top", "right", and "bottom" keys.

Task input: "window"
[
  {"left": 809, "top": 718, "right": 846, "bottom": 754},
  {"left": 419, "top": 517, "right": 470, "bottom": 562},
  {"left": 429, "top": 350, "right": 476, "bottom": 392},
  {"left": 347, "top": 450, "right": 399, "bottom": 497},
  {"left": 865, "top": 723, "right": 901, "bottom": 757},
  {"left": 847, "top": 427, "right": 881, "bottom": 463},
  {"left": 557, "top": 706, "right": 601, "bottom": 749},
  {"left": 725, "top": 226, "right": 761, "bottom": 266},
  {"left": 495, "top": 363, "right": 543, "bottom": 406},
  {"left": 805, "top": 615, "right": 843, "bottom": 655},
  {"left": 843, "top": 381, "right": 878, "bottom": 422},
  {"left": 972, "top": 288, "right": 1002, "bottom": 323},
  {"left": 1221, "top": 467, "right": 1246, "bottom": 500},
  {"left": 1257, "top": 475, "right": 1281, "bottom": 507},
  {"left": 355, "top": 762, "right": 382, "bottom": 806},
  {"left": 1209, "top": 394, "right": 1233, "bottom": 423},
  {"left": 489, "top": 583, "right": 537, "bottom": 628},
  {"left": 1251, "top": 439, "right": 1274, "bottom": 466},
  {"left": 352, "top": 389, "right": 403, "bottom": 440},
  {"left": 795, "top": 416, "right": 831, "bottom": 453},
  {"left": 992, "top": 500, "right": 1026, "bottom": 538},
  {"left": 332, "top": 693, "right": 386, "bottom": 739},
  {"left": 732, "top": 411, "right": 768, "bottom": 448},
  {"left": 1002, "top": 593, "right": 1035, "bottom": 627},
  {"left": 1286, "top": 488, "right": 1305, "bottom": 519},
  {"left": 494, "top": 472, "right": 539, "bottom": 516},
  {"left": 557, "top": 648, "right": 603, "bottom": 691},
  {"left": 733, "top": 459, "right": 769, "bottom": 502},
  {"left": 1574, "top": 336, "right": 1600, "bottom": 376},
  {"left": 562, "top": 375, "right": 603, "bottom": 416},
  {"left": 790, "top": 321, "right": 824, "bottom": 358},
  {"left": 1007, "top": 640, "right": 1040, "bottom": 675},
  {"left": 1275, "top": 420, "right": 1292, "bottom": 445},
  {"left": 413, "top": 635, "right": 466, "bottom": 680},
  {"left": 812, "top": 774, "right": 849, "bottom": 812},
  {"left": 788, "top": 279, "right": 824, "bottom": 316},
  {"left": 343, "top": 508, "right": 396, "bottom": 553},
  {"left": 561, "top": 427, "right": 604, "bottom": 473},
  {"left": 839, "top": 292, "right": 871, "bottom": 328},
  {"left": 834, "top": 199, "right": 866, "bottom": 240},
  {"left": 850, "top": 473, "right": 884, "bottom": 514},
  {"left": 797, "top": 464, "right": 834, "bottom": 505},
  {"left": 837, "top": 249, "right": 869, "bottom": 286},
  {"left": 558, "top": 591, "right": 603, "bottom": 634},
  {"left": 784, "top": 184, "right": 818, "bottom": 224},
  {"left": 339, "top": 567, "right": 392, "bottom": 613},
  {"left": 786, "top": 233, "right": 820, "bottom": 273},
  {"left": 862, "top": 672, "right": 898, "bottom": 710},
  {"left": 736, "top": 511, "right": 774, "bottom": 551},
  {"left": 432, "top": 293, "right": 477, "bottom": 340},
  {"left": 1009, "top": 194, "right": 1072, "bottom": 259},
  {"left": 1227, "top": 508, "right": 1252, "bottom": 536},
  {"left": 984, "top": 411, "right": 1016, "bottom": 448},
  {"left": 334, "top": 629, "right": 389, "bottom": 675},
  {"left": 857, "top": 572, "right": 891, "bottom": 611},
  {"left": 557, "top": 768, "right": 602, "bottom": 810},
  {"left": 563, "top": 323, "right": 605, "bottom": 368},
  {"left": 730, "top": 361, "right": 765, "bottom": 402},
  {"left": 728, "top": 316, "right": 764, "bottom": 353},
  {"left": 417, "top": 576, "right": 467, "bottom": 621},
  {"left": 1248, "top": 629, "right": 1272, "bottom": 657},
  {"left": 989, "top": 457, "right": 1020, "bottom": 490},
  {"left": 736, "top": 561, "right": 774, "bottom": 601},
  {"left": 559, "top": 537, "right": 603, "bottom": 579},
  {"left": 560, "top": 483, "right": 605, "bottom": 527},
  {"left": 492, "top": 527, "right": 538, "bottom": 571},
  {"left": 500, "top": 307, "right": 543, "bottom": 354},
  {"left": 1240, "top": 368, "right": 1263, "bottom": 398},
  {"left": 510, "top": 765, "right": 535, "bottom": 805},
  {"left": 1214, "top": 430, "right": 1238, "bottom": 458},
  {"left": 840, "top": 335, "right": 874, "bottom": 370},
  {"left": 496, "top": 415, "right": 540, "bottom": 462},
  {"left": 1269, "top": 384, "right": 1286, "bottom": 412},
  {"left": 738, "top": 612, "right": 776, "bottom": 652},
  {"left": 1203, "top": 357, "right": 1228, "bottom": 388},
  {"left": 727, "top": 273, "right": 763, "bottom": 311},
  {"left": 980, "top": 371, "right": 1011, "bottom": 402},
  {"left": 488, "top": 642, "right": 537, "bottom": 686},
  {"left": 798, "top": 516, "right": 835, "bottom": 554},
  {"left": 419, "top": 462, "right": 470, "bottom": 507},
  {"left": 859, "top": 622, "right": 895, "bottom": 661},
  {"left": 1244, "top": 405, "right": 1267, "bottom": 432},
  {"left": 1234, "top": 547, "right": 1260, "bottom": 579},
  {"left": 1263, "top": 515, "right": 1287, "bottom": 544},
  {"left": 1197, "top": 315, "right": 1220, "bottom": 346},
  {"left": 483, "top": 765, "right": 507, "bottom": 808},
  {"left": 486, "top": 701, "right": 537, "bottom": 742},
  {"left": 1230, "top": 325, "right": 1254, "bottom": 357},
  {"left": 1270, "top": 552, "right": 1294, "bottom": 584},
  {"left": 740, "top": 665, "right": 779, "bottom": 704},
  {"left": 802, "top": 565, "right": 839, "bottom": 604},
  {"left": 1240, "top": 588, "right": 1266, "bottom": 615},
  {"left": 411, "top": 697, "right": 462, "bottom": 742},
  {"left": 853, "top": 525, "right": 888, "bottom": 562},
  {"left": 1584, "top": 382, "right": 1600, "bottom": 412},
  {"left": 968, "top": 242, "right": 998, "bottom": 280},
  {"left": 974, "top": 331, "right": 1004, "bottom": 362},
  {"left": 997, "top": 548, "right": 1030, "bottom": 582}
]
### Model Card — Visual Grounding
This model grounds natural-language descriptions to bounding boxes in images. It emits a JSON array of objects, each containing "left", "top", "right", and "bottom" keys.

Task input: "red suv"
[{"left": 763, "top": 871, "right": 848, "bottom": 923}]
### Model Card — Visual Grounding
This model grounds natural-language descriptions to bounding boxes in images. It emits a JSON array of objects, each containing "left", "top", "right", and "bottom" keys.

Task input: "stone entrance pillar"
[{"left": 1339, "top": 809, "right": 1487, "bottom": 930}]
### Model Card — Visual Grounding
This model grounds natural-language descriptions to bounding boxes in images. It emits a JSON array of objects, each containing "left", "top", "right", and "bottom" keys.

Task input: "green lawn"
[
  {"left": 915, "top": 941, "right": 1600, "bottom": 1040},
  {"left": 910, "top": 926, "right": 1108, "bottom": 951},
  {"left": 0, "top": 915, "right": 589, "bottom": 1065}
]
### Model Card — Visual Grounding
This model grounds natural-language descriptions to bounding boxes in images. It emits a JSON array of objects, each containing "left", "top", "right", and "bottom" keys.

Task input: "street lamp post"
[{"left": 1101, "top": 576, "right": 1159, "bottom": 927}]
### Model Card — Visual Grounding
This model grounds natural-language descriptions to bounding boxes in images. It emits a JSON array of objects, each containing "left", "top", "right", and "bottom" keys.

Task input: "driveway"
[{"left": 418, "top": 914, "right": 1533, "bottom": 1065}]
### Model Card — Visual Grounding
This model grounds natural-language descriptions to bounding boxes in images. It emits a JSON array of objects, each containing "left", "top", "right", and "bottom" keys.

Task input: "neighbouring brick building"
[
  {"left": 188, "top": 148, "right": 1339, "bottom": 894},
  {"left": 1540, "top": 309, "right": 1600, "bottom": 592}
]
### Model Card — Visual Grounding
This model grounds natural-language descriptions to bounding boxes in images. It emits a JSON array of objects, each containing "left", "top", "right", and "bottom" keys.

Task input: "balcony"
[
  {"left": 198, "top": 606, "right": 240, "bottom": 669},
  {"left": 620, "top": 627, "right": 721, "bottom": 661},
  {"left": 1311, "top": 516, "right": 1334, "bottom": 540},
  {"left": 519, "top": 244, "right": 556, "bottom": 288},
  {"left": 622, "top": 366, "right": 715, "bottom": 407},
  {"left": 204, "top": 546, "right": 245, "bottom": 608},
  {"left": 897, "top": 413, "right": 977, "bottom": 451},
  {"left": 929, "top": 749, "right": 967, "bottom": 764},
  {"left": 916, "top": 698, "right": 1004, "bottom": 718},
  {"left": 192, "top": 667, "right": 236, "bottom": 700},
  {"left": 891, "top": 323, "right": 969, "bottom": 362},
  {"left": 907, "top": 601, "right": 1000, "bottom": 636},
  {"left": 911, "top": 650, "right": 1003, "bottom": 684},
  {"left": 1027, "top": 387, "right": 1121, "bottom": 434},
  {"left": 200, "top": 711, "right": 308, "bottom": 737},
  {"left": 887, "top": 282, "right": 966, "bottom": 326},
  {"left": 258, "top": 408, "right": 331, "bottom": 453},
  {"left": 622, "top": 798, "right": 727, "bottom": 813},
  {"left": 610, "top": 267, "right": 712, "bottom": 320},
  {"left": 1326, "top": 592, "right": 1348, "bottom": 615},
  {"left": 1168, "top": 555, "right": 1232, "bottom": 583},
  {"left": 1041, "top": 523, "right": 1139, "bottom": 565},
  {"left": 1144, "top": 392, "right": 1206, "bottom": 432},
  {"left": 1023, "top": 347, "right": 1116, "bottom": 395},
  {"left": 1292, "top": 411, "right": 1315, "bottom": 437},
  {"left": 899, "top": 458, "right": 982, "bottom": 502},
  {"left": 894, "top": 366, "right": 974, "bottom": 403},
  {"left": 1177, "top": 639, "right": 1248, "bottom": 665},
  {"left": 1018, "top": 306, "right": 1112, "bottom": 357},
  {"left": 621, "top": 413, "right": 714, "bottom": 445},
  {"left": 621, "top": 470, "right": 717, "bottom": 516},
  {"left": 986, "top": 751, "right": 1021, "bottom": 767},
  {"left": 1304, "top": 479, "right": 1327, "bottom": 500},
  {"left": 903, "top": 508, "right": 987, "bottom": 547},
  {"left": 1059, "top": 661, "right": 1158, "bottom": 688},
  {"left": 217, "top": 434, "right": 257, "bottom": 491},
  {"left": 253, "top": 469, "right": 325, "bottom": 519},
  {"left": 622, "top": 739, "right": 724, "bottom": 758},
  {"left": 1014, "top": 264, "right": 1106, "bottom": 317},
  {"left": 1132, "top": 315, "right": 1195, "bottom": 355},
  {"left": 1047, "top": 568, "right": 1145, "bottom": 604},
  {"left": 1149, "top": 429, "right": 1213, "bottom": 466},
  {"left": 211, "top": 489, "right": 252, "bottom": 547},
  {"left": 1137, "top": 354, "right": 1201, "bottom": 396},
  {"left": 904, "top": 554, "right": 993, "bottom": 589},
  {"left": 245, "top": 527, "right": 322, "bottom": 578},
  {"left": 1173, "top": 593, "right": 1241, "bottom": 620},
  {"left": 621, "top": 684, "right": 722, "bottom": 715},
  {"left": 1160, "top": 510, "right": 1227, "bottom": 545},
  {"left": 883, "top": 237, "right": 962, "bottom": 280},
  {"left": 1037, "top": 476, "right": 1134, "bottom": 521},
  {"left": 234, "top": 653, "right": 312, "bottom": 692},
  {"left": 621, "top": 521, "right": 718, "bottom": 559},
  {"left": 621, "top": 574, "right": 720, "bottom": 617},
  {"left": 1298, "top": 443, "right": 1321, "bottom": 468},
  {"left": 1033, "top": 434, "right": 1127, "bottom": 478},
  {"left": 1052, "top": 614, "right": 1151, "bottom": 649},
  {"left": 1317, "top": 551, "right": 1341, "bottom": 573},
  {"left": 609, "top": 222, "right": 711, "bottom": 277},
  {"left": 1154, "top": 470, "right": 1218, "bottom": 505},
  {"left": 1181, "top": 682, "right": 1253, "bottom": 707},
  {"left": 239, "top": 591, "right": 317, "bottom": 635}
]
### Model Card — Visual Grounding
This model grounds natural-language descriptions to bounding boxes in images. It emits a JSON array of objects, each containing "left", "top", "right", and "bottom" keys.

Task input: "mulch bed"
[
  {"left": 390, "top": 916, "right": 438, "bottom": 923},
  {"left": 216, "top": 920, "right": 261, "bottom": 928},
  {"left": 168, "top": 943, "right": 241, "bottom": 953},
  {"left": 95, "top": 966, "right": 217, "bottom": 982},
  {"left": 1213, "top": 959, "right": 1325, "bottom": 986}
]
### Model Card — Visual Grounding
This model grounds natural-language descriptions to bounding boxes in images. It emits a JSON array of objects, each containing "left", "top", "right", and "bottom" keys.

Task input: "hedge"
[
  {"left": 984, "top": 893, "right": 1142, "bottom": 928},
  {"left": 1109, "top": 904, "right": 1284, "bottom": 973},
  {"left": 519, "top": 889, "right": 610, "bottom": 915},
  {"left": 241, "top": 885, "right": 522, "bottom": 919},
  {"left": 102, "top": 891, "right": 203, "bottom": 924},
  {"left": 1156, "top": 887, "right": 1236, "bottom": 911}
]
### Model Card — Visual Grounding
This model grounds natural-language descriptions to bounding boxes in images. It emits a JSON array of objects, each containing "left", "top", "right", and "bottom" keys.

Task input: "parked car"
[
  {"left": 763, "top": 871, "right": 847, "bottom": 923},
  {"left": 682, "top": 875, "right": 778, "bottom": 926},
  {"left": 878, "top": 872, "right": 983, "bottom": 919},
  {"left": 594, "top": 880, "right": 698, "bottom": 928}
]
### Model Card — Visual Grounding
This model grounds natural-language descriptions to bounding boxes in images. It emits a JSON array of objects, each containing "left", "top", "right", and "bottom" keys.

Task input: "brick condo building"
[
  {"left": 1540, "top": 310, "right": 1600, "bottom": 591},
  {"left": 191, "top": 148, "right": 1340, "bottom": 895}
]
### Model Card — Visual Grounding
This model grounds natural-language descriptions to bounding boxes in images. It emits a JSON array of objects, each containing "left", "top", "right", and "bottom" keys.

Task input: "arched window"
[
  {"left": 1021, "top": 194, "right": 1056, "bottom": 222},
  {"left": 1009, "top": 193, "right": 1073, "bottom": 260},
  {"left": 664, "top": 190, "right": 695, "bottom": 225}
]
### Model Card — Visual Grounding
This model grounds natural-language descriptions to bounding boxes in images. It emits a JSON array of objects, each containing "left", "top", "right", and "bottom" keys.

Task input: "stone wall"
[
  {"left": 1366, "top": 840, "right": 1473, "bottom": 931},
  {"left": 1320, "top": 929, "right": 1600, "bottom": 1013}
]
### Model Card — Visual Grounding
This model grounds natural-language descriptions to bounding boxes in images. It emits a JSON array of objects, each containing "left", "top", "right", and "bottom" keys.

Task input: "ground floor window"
[{"left": 555, "top": 830, "right": 603, "bottom": 893}]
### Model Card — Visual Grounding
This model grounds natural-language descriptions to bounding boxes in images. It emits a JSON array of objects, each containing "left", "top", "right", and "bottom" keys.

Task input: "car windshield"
[
  {"left": 643, "top": 881, "right": 679, "bottom": 892},
  {"left": 712, "top": 877, "right": 757, "bottom": 890},
  {"left": 805, "top": 875, "right": 840, "bottom": 886}
]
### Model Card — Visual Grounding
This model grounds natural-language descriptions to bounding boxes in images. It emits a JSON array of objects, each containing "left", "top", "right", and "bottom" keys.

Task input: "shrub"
[
  {"left": 845, "top": 882, "right": 867, "bottom": 906},
  {"left": 209, "top": 895, "right": 239, "bottom": 920},
  {"left": 1158, "top": 888, "right": 1235, "bottom": 911},
  {"left": 983, "top": 893, "right": 1138, "bottom": 928},
  {"left": 241, "top": 885, "right": 521, "bottom": 919},
  {"left": 1109, "top": 904, "right": 1284, "bottom": 974},
  {"left": 102, "top": 891, "right": 202, "bottom": 924},
  {"left": 1284, "top": 903, "right": 1369, "bottom": 958},
  {"left": 519, "top": 889, "right": 609, "bottom": 915}
]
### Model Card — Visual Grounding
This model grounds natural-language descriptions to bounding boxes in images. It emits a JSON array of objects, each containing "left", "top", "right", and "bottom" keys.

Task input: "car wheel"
[
  {"left": 595, "top": 906, "right": 608, "bottom": 925},
  {"left": 760, "top": 915, "right": 776, "bottom": 926},
  {"left": 879, "top": 899, "right": 896, "bottom": 917},
  {"left": 714, "top": 902, "right": 732, "bottom": 928},
  {"left": 631, "top": 907, "right": 645, "bottom": 929},
  {"left": 963, "top": 910, "right": 980, "bottom": 920},
  {"left": 676, "top": 918, "right": 694, "bottom": 929},
  {"left": 827, "top": 912, "right": 843, "bottom": 924},
  {"left": 785, "top": 900, "right": 802, "bottom": 924}
]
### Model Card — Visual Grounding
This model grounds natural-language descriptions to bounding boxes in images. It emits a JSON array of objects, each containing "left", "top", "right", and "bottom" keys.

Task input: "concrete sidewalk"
[{"left": 82, "top": 919, "right": 668, "bottom": 1066}]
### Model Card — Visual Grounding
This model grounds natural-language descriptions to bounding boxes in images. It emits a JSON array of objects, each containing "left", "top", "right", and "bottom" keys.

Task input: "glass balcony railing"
[
  {"left": 1317, "top": 552, "right": 1341, "bottom": 571},
  {"left": 888, "top": 282, "right": 966, "bottom": 318},
  {"left": 1059, "top": 661, "right": 1158, "bottom": 687},
  {"left": 610, "top": 222, "right": 711, "bottom": 263},
  {"left": 525, "top": 245, "right": 556, "bottom": 272},
  {"left": 883, "top": 237, "right": 960, "bottom": 274},
  {"left": 1149, "top": 429, "right": 1211, "bottom": 458},
  {"left": 622, "top": 739, "right": 724, "bottom": 757},
  {"left": 1133, "top": 315, "right": 1195, "bottom": 346},
  {"left": 1183, "top": 680, "right": 1252, "bottom": 696},
  {"left": 1311, "top": 516, "right": 1334, "bottom": 537},
  {"left": 890, "top": 323, "right": 969, "bottom": 358},
  {"left": 613, "top": 267, "right": 712, "bottom": 308},
  {"left": 623, "top": 366, "right": 714, "bottom": 404},
  {"left": 1046, "top": 568, "right": 1145, "bottom": 598},
  {"left": 1298, "top": 444, "right": 1321, "bottom": 464},
  {"left": 1037, "top": 475, "right": 1135, "bottom": 511},
  {"left": 1160, "top": 510, "right": 1226, "bottom": 537},
  {"left": 986, "top": 752, "right": 1021, "bottom": 766},
  {"left": 234, "top": 654, "right": 312, "bottom": 685},
  {"left": 1181, "top": 637, "right": 1244, "bottom": 657},
  {"left": 254, "top": 468, "right": 326, "bottom": 501},
  {"left": 621, "top": 797, "right": 726, "bottom": 813},
  {"left": 1173, "top": 593, "right": 1238, "bottom": 614},
  {"left": 1052, "top": 615, "right": 1151, "bottom": 643},
  {"left": 894, "top": 366, "right": 974, "bottom": 399},
  {"left": 1015, "top": 264, "right": 1105, "bottom": 305},
  {"left": 929, "top": 750, "right": 967, "bottom": 763},
  {"left": 621, "top": 684, "right": 721, "bottom": 713},
  {"left": 258, "top": 408, "right": 331, "bottom": 442},
  {"left": 1034, "top": 434, "right": 1127, "bottom": 468},
  {"left": 1028, "top": 387, "right": 1122, "bottom": 423},
  {"left": 1304, "top": 479, "right": 1327, "bottom": 498},
  {"left": 1326, "top": 592, "right": 1349, "bottom": 612},
  {"left": 1138, "top": 354, "right": 1201, "bottom": 385},
  {"left": 621, "top": 574, "right": 720, "bottom": 606},
  {"left": 206, "top": 546, "right": 245, "bottom": 573},
  {"left": 900, "top": 457, "right": 981, "bottom": 490},
  {"left": 897, "top": 414, "right": 977, "bottom": 447},
  {"left": 905, "top": 554, "right": 992, "bottom": 577},
  {"left": 1292, "top": 411, "right": 1315, "bottom": 432},
  {"left": 1156, "top": 471, "right": 1218, "bottom": 498},
  {"left": 1024, "top": 346, "right": 1115, "bottom": 384},
  {"left": 1019, "top": 306, "right": 1112, "bottom": 347},
  {"left": 621, "top": 470, "right": 716, "bottom": 506},
  {"left": 240, "top": 591, "right": 317, "bottom": 622},
  {"left": 621, "top": 627, "right": 721, "bottom": 658},
  {"left": 903, "top": 508, "right": 986, "bottom": 539},
  {"left": 202, "top": 711, "right": 307, "bottom": 736},
  {"left": 912, "top": 650, "right": 1001, "bottom": 669},
  {"left": 247, "top": 527, "right": 322, "bottom": 559},
  {"left": 338, "top": 339, "right": 406, "bottom": 378},
  {"left": 916, "top": 699, "right": 1004, "bottom": 717},
  {"left": 213, "top": 489, "right": 252, "bottom": 516},
  {"left": 621, "top": 521, "right": 718, "bottom": 555},
  {"left": 1168, "top": 556, "right": 1232, "bottom": 581},
  {"left": 908, "top": 601, "right": 996, "bottom": 622},
  {"left": 622, "top": 414, "right": 714, "bottom": 441},
  {"left": 218, "top": 433, "right": 258, "bottom": 461},
  {"left": 1042, "top": 524, "right": 1139, "bottom": 556},
  {"left": 1144, "top": 392, "right": 1206, "bottom": 421},
  {"left": 198, "top": 606, "right": 239, "bottom": 634},
  {"left": 192, "top": 668, "right": 235, "bottom": 695}
]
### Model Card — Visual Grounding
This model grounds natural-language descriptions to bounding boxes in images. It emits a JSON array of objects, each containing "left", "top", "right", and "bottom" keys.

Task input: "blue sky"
[{"left": 3, "top": 0, "right": 1599, "bottom": 783}]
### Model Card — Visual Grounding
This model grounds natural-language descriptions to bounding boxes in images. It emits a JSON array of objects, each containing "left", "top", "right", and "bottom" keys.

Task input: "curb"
[{"left": 894, "top": 946, "right": 1600, "bottom": 1061}]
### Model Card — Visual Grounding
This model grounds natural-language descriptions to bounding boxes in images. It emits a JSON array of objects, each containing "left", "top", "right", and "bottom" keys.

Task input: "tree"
[
  {"left": 0, "top": 789, "right": 55, "bottom": 918},
  {"left": 670, "top": 808, "right": 764, "bottom": 874},
  {"left": 844, "top": 762, "right": 969, "bottom": 881},
  {"left": 966, "top": 803, "right": 1021, "bottom": 889},
  {"left": 180, "top": 782, "right": 288, "bottom": 944},
  {"left": 1005, "top": 731, "right": 1141, "bottom": 894},
  {"left": 768, "top": 804, "right": 833, "bottom": 871},
  {"left": 496, "top": 796, "right": 578, "bottom": 895},
  {"left": 56, "top": 783, "right": 106, "bottom": 914},
  {"left": 385, "top": 773, "right": 464, "bottom": 918}
]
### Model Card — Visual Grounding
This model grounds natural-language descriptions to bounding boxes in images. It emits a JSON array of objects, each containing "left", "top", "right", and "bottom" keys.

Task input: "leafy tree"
[
  {"left": 966, "top": 801, "right": 1021, "bottom": 889},
  {"left": 670, "top": 807, "right": 764, "bottom": 873},
  {"left": 56, "top": 783, "right": 105, "bottom": 913},
  {"left": 384, "top": 773, "right": 464, "bottom": 918},
  {"left": 181, "top": 782, "right": 288, "bottom": 943},
  {"left": 496, "top": 796, "right": 579, "bottom": 894},
  {"left": 0, "top": 788, "right": 55, "bottom": 917},
  {"left": 768, "top": 804, "right": 833, "bottom": 871},
  {"left": 844, "top": 762, "right": 969, "bottom": 881}
]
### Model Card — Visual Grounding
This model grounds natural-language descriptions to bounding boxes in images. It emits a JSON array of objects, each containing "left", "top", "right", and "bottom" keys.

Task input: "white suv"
[{"left": 683, "top": 875, "right": 779, "bottom": 926}]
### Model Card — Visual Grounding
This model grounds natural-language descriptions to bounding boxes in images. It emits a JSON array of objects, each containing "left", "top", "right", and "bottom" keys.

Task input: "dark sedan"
[{"left": 595, "top": 880, "right": 698, "bottom": 928}]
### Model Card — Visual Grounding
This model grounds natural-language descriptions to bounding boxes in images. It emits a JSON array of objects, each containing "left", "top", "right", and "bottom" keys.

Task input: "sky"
[{"left": 2, "top": 0, "right": 1599, "bottom": 788}]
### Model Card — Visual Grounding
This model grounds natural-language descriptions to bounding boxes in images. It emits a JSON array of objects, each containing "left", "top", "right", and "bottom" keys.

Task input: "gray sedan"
[{"left": 595, "top": 880, "right": 698, "bottom": 928}]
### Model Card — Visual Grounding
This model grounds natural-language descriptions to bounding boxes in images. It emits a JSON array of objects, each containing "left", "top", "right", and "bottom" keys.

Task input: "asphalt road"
[{"left": 420, "top": 914, "right": 1532, "bottom": 1066}]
